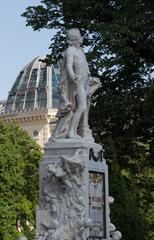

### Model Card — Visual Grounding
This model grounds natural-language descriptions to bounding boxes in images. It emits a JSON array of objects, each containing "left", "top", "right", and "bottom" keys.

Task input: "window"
[
  {"left": 14, "top": 93, "right": 25, "bottom": 111},
  {"left": 20, "top": 58, "right": 37, "bottom": 90},
  {"left": 29, "top": 69, "right": 38, "bottom": 87},
  {"left": 5, "top": 92, "right": 16, "bottom": 112},
  {"left": 11, "top": 71, "right": 24, "bottom": 92},
  {"left": 33, "top": 131, "right": 39, "bottom": 138},
  {"left": 25, "top": 90, "right": 35, "bottom": 109},
  {"left": 39, "top": 68, "right": 47, "bottom": 88},
  {"left": 52, "top": 66, "right": 60, "bottom": 108},
  {"left": 38, "top": 89, "right": 47, "bottom": 108}
]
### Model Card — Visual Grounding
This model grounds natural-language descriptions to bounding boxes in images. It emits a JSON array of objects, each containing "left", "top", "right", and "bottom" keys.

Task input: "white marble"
[
  {"left": 111, "top": 231, "right": 122, "bottom": 240},
  {"left": 35, "top": 28, "right": 122, "bottom": 240},
  {"left": 35, "top": 140, "right": 111, "bottom": 240},
  {"left": 37, "top": 149, "right": 87, "bottom": 239},
  {"left": 51, "top": 28, "right": 101, "bottom": 142},
  {"left": 108, "top": 197, "right": 122, "bottom": 240},
  {"left": 35, "top": 137, "right": 122, "bottom": 240}
]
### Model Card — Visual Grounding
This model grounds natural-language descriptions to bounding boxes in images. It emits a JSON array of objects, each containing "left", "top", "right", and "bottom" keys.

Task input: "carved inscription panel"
[{"left": 89, "top": 172, "right": 106, "bottom": 238}]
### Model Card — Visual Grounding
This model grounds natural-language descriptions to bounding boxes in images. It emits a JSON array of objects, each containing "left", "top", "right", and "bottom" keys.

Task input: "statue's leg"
[
  {"left": 67, "top": 82, "right": 87, "bottom": 138},
  {"left": 80, "top": 97, "right": 93, "bottom": 140}
]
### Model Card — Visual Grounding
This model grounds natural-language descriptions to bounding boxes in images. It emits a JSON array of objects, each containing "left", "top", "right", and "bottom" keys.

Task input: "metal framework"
[{"left": 4, "top": 56, "right": 60, "bottom": 113}]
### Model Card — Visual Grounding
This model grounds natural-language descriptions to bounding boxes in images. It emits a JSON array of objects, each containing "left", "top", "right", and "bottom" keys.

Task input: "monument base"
[
  {"left": 36, "top": 140, "right": 109, "bottom": 240},
  {"left": 35, "top": 140, "right": 121, "bottom": 240}
]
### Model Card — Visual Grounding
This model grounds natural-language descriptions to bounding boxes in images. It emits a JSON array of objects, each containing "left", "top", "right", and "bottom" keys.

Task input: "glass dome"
[{"left": 5, "top": 56, "right": 60, "bottom": 113}]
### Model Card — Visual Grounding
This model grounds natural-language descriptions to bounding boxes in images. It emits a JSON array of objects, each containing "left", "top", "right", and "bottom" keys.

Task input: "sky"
[{"left": 0, "top": 0, "right": 55, "bottom": 100}]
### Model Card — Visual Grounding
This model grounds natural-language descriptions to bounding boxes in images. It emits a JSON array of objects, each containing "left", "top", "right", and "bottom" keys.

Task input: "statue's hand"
[
  {"left": 90, "top": 77, "right": 102, "bottom": 86},
  {"left": 89, "top": 77, "right": 102, "bottom": 96},
  {"left": 72, "top": 75, "right": 79, "bottom": 84}
]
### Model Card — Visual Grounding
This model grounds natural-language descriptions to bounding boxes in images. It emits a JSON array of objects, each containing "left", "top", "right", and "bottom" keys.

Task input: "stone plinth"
[{"left": 35, "top": 140, "right": 110, "bottom": 240}]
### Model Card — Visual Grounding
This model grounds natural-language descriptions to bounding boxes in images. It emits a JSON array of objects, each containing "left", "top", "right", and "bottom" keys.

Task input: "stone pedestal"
[{"left": 35, "top": 141, "right": 110, "bottom": 240}]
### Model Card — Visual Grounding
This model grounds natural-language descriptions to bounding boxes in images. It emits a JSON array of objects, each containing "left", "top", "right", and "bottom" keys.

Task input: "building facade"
[{"left": 0, "top": 56, "right": 60, "bottom": 147}]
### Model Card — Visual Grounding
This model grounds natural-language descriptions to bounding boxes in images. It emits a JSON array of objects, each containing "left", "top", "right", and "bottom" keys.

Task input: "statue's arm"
[{"left": 65, "top": 47, "right": 75, "bottom": 79}]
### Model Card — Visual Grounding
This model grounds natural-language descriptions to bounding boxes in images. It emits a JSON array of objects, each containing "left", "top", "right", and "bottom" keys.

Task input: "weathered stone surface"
[
  {"left": 35, "top": 141, "right": 111, "bottom": 240},
  {"left": 35, "top": 28, "right": 121, "bottom": 240},
  {"left": 51, "top": 28, "right": 101, "bottom": 142}
]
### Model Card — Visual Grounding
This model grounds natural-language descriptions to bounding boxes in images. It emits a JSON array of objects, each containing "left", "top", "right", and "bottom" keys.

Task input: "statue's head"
[{"left": 66, "top": 28, "right": 83, "bottom": 46}]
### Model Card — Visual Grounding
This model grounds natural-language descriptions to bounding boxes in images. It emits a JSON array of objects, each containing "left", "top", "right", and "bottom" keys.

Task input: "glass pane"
[
  {"left": 39, "top": 68, "right": 47, "bottom": 88},
  {"left": 54, "top": 63, "right": 61, "bottom": 79},
  {"left": 14, "top": 93, "right": 25, "bottom": 111},
  {"left": 29, "top": 69, "right": 38, "bottom": 87},
  {"left": 5, "top": 92, "right": 16, "bottom": 112},
  {"left": 5, "top": 104, "right": 13, "bottom": 112},
  {"left": 25, "top": 90, "right": 35, "bottom": 109},
  {"left": 11, "top": 71, "right": 24, "bottom": 92},
  {"left": 38, "top": 89, "right": 47, "bottom": 108},
  {"left": 19, "top": 58, "right": 37, "bottom": 90},
  {"left": 52, "top": 65, "right": 60, "bottom": 108}
]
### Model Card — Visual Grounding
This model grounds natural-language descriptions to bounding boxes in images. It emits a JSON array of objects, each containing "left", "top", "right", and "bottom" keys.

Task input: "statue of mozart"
[{"left": 51, "top": 28, "right": 101, "bottom": 141}]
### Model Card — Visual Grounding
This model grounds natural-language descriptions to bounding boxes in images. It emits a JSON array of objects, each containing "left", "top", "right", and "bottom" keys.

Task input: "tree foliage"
[
  {"left": 22, "top": 1, "right": 154, "bottom": 239},
  {"left": 0, "top": 120, "right": 42, "bottom": 240}
]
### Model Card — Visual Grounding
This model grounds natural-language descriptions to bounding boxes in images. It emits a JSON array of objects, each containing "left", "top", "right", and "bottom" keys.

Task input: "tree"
[
  {"left": 103, "top": 136, "right": 147, "bottom": 240},
  {"left": 22, "top": 1, "right": 154, "bottom": 239},
  {"left": 0, "top": 120, "right": 42, "bottom": 240},
  {"left": 22, "top": 0, "right": 154, "bottom": 149}
]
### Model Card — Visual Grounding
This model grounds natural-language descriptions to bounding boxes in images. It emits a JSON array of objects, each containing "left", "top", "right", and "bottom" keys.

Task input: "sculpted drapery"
[{"left": 51, "top": 28, "right": 101, "bottom": 141}]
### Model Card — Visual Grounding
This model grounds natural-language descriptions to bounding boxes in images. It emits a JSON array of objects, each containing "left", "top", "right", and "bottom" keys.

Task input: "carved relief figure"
[
  {"left": 108, "top": 196, "right": 122, "bottom": 240},
  {"left": 51, "top": 28, "right": 101, "bottom": 141},
  {"left": 36, "top": 150, "right": 89, "bottom": 240}
]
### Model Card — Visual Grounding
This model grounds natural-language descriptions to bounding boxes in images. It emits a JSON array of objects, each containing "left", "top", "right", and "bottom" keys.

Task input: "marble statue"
[
  {"left": 35, "top": 27, "right": 122, "bottom": 240},
  {"left": 51, "top": 28, "right": 101, "bottom": 141}
]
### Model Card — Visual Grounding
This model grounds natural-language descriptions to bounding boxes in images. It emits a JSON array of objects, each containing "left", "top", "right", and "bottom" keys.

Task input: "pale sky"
[{"left": 0, "top": 0, "right": 55, "bottom": 100}]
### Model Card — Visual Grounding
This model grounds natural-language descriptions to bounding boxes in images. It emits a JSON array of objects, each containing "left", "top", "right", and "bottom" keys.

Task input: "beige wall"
[
  {"left": 0, "top": 109, "right": 57, "bottom": 148},
  {"left": 21, "top": 121, "right": 50, "bottom": 148}
]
